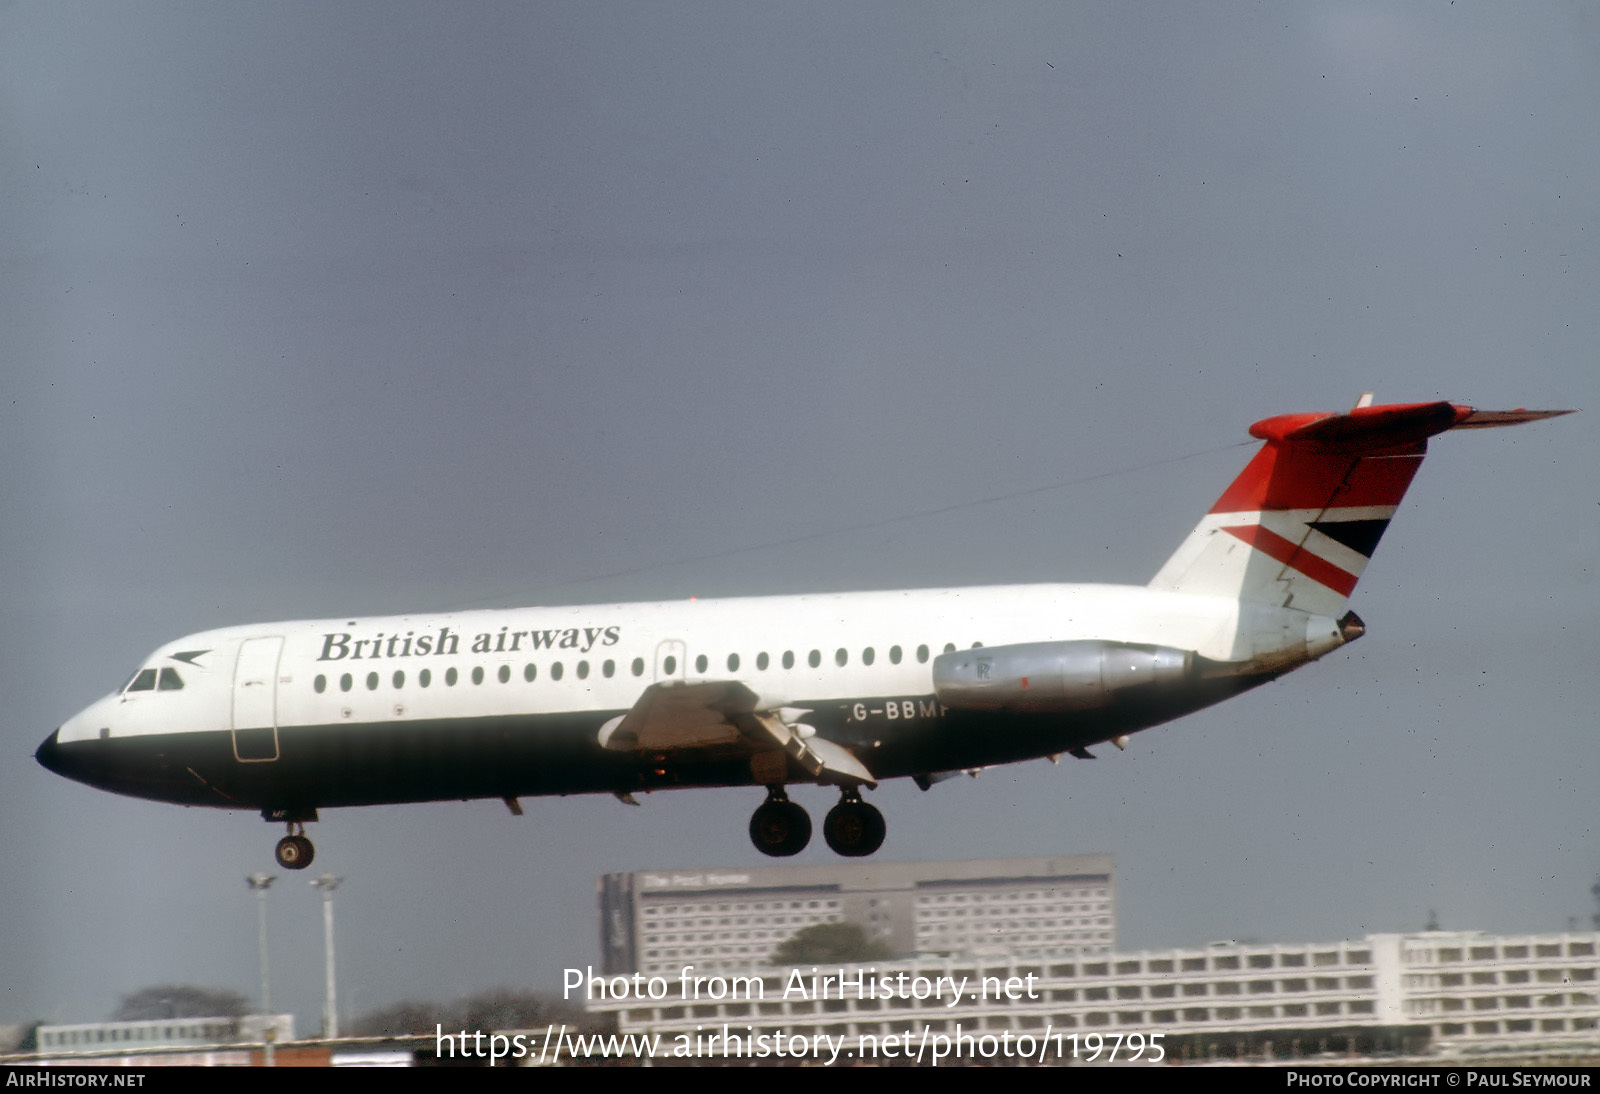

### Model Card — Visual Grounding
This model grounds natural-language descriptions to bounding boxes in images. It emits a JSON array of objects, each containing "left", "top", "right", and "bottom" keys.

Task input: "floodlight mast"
[
  {"left": 245, "top": 873, "right": 275, "bottom": 1067},
  {"left": 311, "top": 874, "right": 342, "bottom": 1039}
]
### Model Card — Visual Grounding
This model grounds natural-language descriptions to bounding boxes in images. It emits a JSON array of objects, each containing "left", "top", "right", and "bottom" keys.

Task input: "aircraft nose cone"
[{"left": 36, "top": 728, "right": 66, "bottom": 776}]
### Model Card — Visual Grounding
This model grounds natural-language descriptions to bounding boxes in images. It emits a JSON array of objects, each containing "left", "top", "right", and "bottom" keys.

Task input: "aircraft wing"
[
  {"left": 598, "top": 682, "right": 876, "bottom": 787},
  {"left": 597, "top": 680, "right": 754, "bottom": 750}
]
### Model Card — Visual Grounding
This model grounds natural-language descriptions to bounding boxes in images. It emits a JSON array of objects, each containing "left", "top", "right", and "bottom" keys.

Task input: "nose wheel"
[
  {"left": 273, "top": 823, "right": 315, "bottom": 870},
  {"left": 749, "top": 788, "right": 811, "bottom": 857},
  {"left": 823, "top": 789, "right": 885, "bottom": 857}
]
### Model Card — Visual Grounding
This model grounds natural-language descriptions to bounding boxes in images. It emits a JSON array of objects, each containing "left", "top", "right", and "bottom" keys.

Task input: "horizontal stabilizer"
[
  {"left": 1151, "top": 399, "right": 1574, "bottom": 615},
  {"left": 1450, "top": 408, "right": 1576, "bottom": 430}
]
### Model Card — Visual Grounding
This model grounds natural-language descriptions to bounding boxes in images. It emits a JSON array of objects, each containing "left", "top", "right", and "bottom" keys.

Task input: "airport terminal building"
[{"left": 598, "top": 854, "right": 1117, "bottom": 976}]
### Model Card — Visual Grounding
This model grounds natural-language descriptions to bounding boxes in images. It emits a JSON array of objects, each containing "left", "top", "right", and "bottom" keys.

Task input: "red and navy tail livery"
[
  {"left": 1150, "top": 400, "right": 1571, "bottom": 616},
  {"left": 39, "top": 398, "right": 1573, "bottom": 866}
]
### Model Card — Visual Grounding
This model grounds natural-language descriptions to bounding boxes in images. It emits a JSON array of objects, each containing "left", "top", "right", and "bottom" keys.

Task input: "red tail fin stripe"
[
  {"left": 1211, "top": 445, "right": 1426, "bottom": 514},
  {"left": 1222, "top": 524, "right": 1360, "bottom": 597}
]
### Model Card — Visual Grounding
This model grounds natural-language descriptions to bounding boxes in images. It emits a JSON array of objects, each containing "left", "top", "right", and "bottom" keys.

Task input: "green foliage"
[
  {"left": 111, "top": 986, "right": 248, "bottom": 1021},
  {"left": 352, "top": 989, "right": 604, "bottom": 1037},
  {"left": 769, "top": 922, "right": 890, "bottom": 966}
]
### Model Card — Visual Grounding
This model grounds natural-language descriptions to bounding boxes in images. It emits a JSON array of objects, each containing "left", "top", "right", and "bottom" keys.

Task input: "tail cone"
[{"left": 1337, "top": 610, "right": 1366, "bottom": 642}]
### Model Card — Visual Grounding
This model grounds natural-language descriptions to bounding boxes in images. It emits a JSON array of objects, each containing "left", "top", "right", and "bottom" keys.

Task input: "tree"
[
  {"left": 11, "top": 1023, "right": 41, "bottom": 1053},
  {"left": 352, "top": 1000, "right": 442, "bottom": 1037},
  {"left": 353, "top": 989, "right": 603, "bottom": 1037},
  {"left": 769, "top": 922, "right": 890, "bottom": 966},
  {"left": 111, "top": 986, "right": 249, "bottom": 1021}
]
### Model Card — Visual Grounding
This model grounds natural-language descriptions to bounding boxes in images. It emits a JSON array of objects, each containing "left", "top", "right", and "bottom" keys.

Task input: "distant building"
[
  {"left": 598, "top": 853, "right": 1116, "bottom": 976},
  {"left": 34, "top": 1014, "right": 294, "bottom": 1058},
  {"left": 586, "top": 930, "right": 1600, "bottom": 1062}
]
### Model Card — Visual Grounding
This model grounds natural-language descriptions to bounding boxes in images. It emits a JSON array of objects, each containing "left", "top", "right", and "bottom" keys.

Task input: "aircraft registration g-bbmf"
[{"left": 38, "top": 399, "right": 1570, "bottom": 869}]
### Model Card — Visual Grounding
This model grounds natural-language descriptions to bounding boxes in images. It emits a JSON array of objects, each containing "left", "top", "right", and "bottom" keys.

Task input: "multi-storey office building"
[{"left": 598, "top": 854, "right": 1117, "bottom": 976}]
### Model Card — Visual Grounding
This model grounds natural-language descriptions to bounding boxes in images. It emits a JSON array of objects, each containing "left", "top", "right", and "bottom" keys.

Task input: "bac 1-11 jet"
[{"left": 37, "top": 399, "right": 1571, "bottom": 868}]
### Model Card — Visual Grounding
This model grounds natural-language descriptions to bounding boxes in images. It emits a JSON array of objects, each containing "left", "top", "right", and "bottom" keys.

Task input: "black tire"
[
  {"left": 275, "top": 834, "right": 315, "bottom": 870},
  {"left": 823, "top": 800, "right": 886, "bottom": 857},
  {"left": 749, "top": 800, "right": 812, "bottom": 857}
]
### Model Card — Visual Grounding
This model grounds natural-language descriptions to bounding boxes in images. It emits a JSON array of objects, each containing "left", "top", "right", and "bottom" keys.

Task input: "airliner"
[{"left": 37, "top": 399, "right": 1570, "bottom": 869}]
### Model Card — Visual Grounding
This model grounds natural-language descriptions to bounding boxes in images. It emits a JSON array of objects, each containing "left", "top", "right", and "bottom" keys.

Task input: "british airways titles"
[{"left": 318, "top": 625, "right": 623, "bottom": 662}]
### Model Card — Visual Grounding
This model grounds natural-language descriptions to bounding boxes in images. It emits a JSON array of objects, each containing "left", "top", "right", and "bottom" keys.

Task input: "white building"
[{"left": 585, "top": 931, "right": 1600, "bottom": 1061}]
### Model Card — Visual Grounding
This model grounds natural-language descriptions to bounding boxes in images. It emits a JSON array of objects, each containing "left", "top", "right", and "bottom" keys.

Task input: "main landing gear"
[
  {"left": 747, "top": 786, "right": 886, "bottom": 858},
  {"left": 749, "top": 788, "right": 811, "bottom": 857},
  {"left": 273, "top": 821, "right": 315, "bottom": 870},
  {"left": 823, "top": 788, "right": 886, "bottom": 857}
]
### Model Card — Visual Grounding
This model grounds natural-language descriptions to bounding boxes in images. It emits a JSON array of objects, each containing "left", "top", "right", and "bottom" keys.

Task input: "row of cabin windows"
[
  {"left": 310, "top": 643, "right": 969, "bottom": 695},
  {"left": 691, "top": 643, "right": 956, "bottom": 674}
]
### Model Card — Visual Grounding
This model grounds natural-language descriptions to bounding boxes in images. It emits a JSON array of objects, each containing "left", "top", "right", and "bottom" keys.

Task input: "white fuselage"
[{"left": 44, "top": 581, "right": 1346, "bottom": 819}]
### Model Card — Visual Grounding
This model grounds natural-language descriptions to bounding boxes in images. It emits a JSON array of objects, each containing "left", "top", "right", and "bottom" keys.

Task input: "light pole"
[
  {"left": 310, "top": 874, "right": 342, "bottom": 1039},
  {"left": 245, "top": 873, "right": 276, "bottom": 1067}
]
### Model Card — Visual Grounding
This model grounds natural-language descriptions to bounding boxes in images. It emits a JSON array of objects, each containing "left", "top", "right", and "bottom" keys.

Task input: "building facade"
[
  {"left": 585, "top": 930, "right": 1600, "bottom": 1061},
  {"left": 599, "top": 854, "right": 1117, "bottom": 976}
]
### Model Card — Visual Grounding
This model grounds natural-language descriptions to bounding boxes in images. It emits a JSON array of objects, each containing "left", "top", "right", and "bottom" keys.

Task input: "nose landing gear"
[
  {"left": 270, "top": 819, "right": 315, "bottom": 870},
  {"left": 749, "top": 787, "right": 811, "bottom": 857}
]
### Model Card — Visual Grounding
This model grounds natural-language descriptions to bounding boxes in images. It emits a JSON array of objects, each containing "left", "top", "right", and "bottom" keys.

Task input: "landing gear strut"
[
  {"left": 823, "top": 788, "right": 886, "bottom": 857},
  {"left": 749, "top": 787, "right": 811, "bottom": 857},
  {"left": 273, "top": 822, "right": 315, "bottom": 870}
]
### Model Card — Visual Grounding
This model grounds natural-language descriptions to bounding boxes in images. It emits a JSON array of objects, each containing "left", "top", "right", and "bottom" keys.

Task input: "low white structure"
[
  {"left": 586, "top": 931, "right": 1600, "bottom": 1060},
  {"left": 35, "top": 1013, "right": 294, "bottom": 1055}
]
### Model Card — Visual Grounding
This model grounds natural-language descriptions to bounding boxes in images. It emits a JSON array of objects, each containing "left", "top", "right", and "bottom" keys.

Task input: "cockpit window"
[
  {"left": 126, "top": 668, "right": 158, "bottom": 692},
  {"left": 158, "top": 668, "right": 184, "bottom": 691}
]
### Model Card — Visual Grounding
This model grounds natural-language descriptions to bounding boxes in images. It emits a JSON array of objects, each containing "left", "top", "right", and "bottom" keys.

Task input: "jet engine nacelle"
[{"left": 932, "top": 640, "right": 1194, "bottom": 713}]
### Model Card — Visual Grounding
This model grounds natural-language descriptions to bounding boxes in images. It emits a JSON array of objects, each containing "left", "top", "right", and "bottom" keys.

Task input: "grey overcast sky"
[{"left": 3, "top": 2, "right": 1597, "bottom": 1031}]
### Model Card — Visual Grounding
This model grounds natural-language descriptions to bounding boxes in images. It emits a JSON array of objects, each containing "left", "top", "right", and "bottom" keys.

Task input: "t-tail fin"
[{"left": 1149, "top": 400, "right": 1573, "bottom": 616}]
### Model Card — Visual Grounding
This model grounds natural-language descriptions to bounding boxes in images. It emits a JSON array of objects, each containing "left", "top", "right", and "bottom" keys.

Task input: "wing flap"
[
  {"left": 598, "top": 680, "right": 756, "bottom": 750},
  {"left": 599, "top": 682, "right": 877, "bottom": 787}
]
